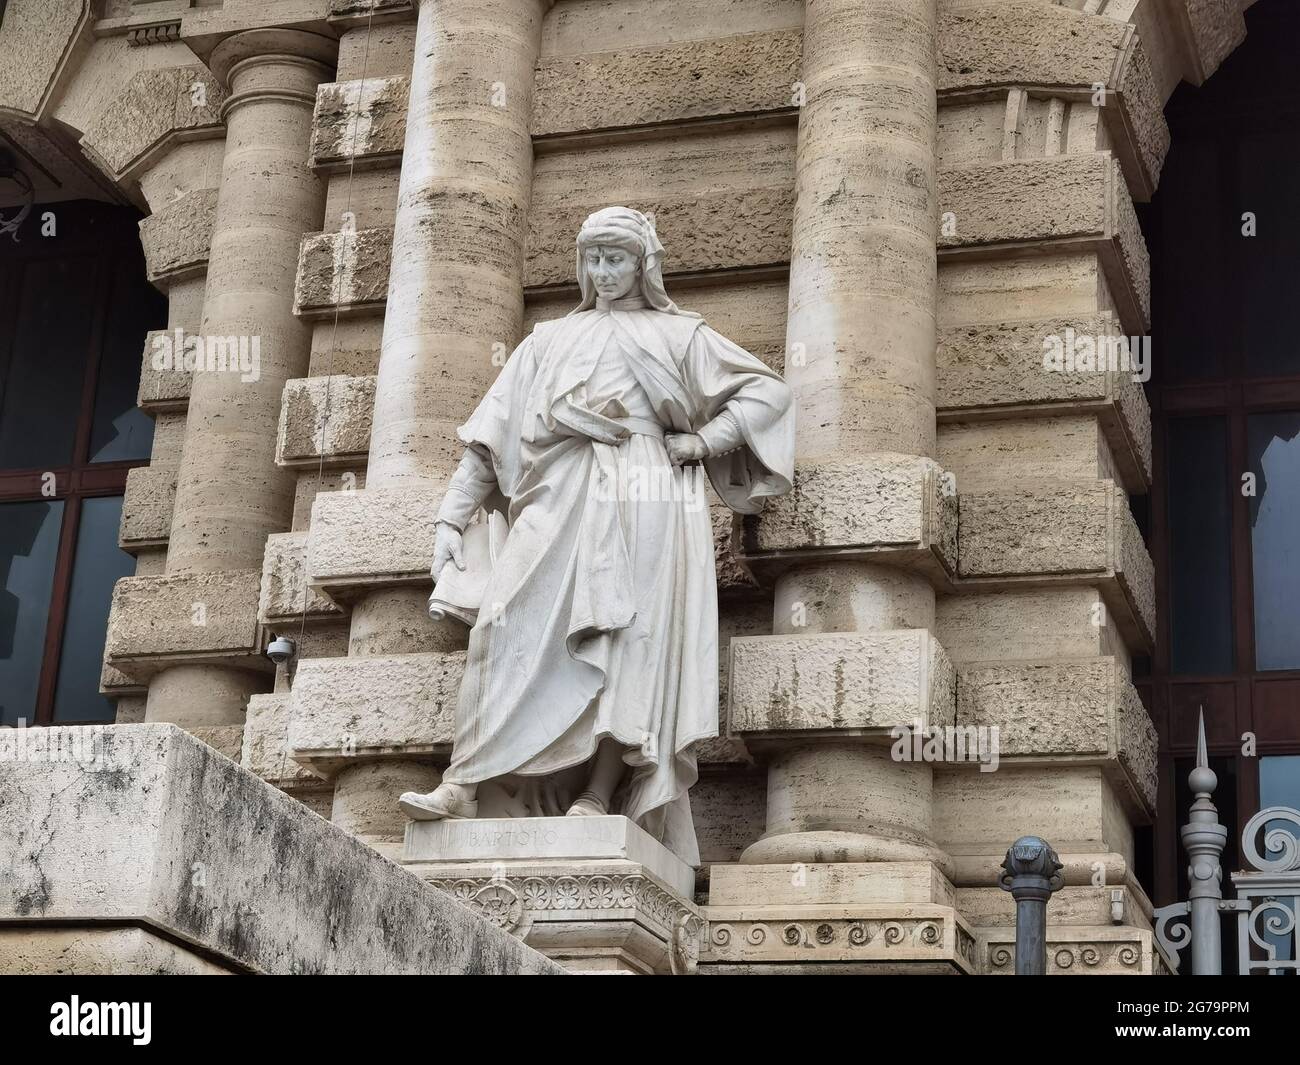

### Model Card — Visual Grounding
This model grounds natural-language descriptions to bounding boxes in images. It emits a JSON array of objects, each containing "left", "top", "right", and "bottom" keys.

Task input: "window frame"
[{"left": 0, "top": 203, "right": 158, "bottom": 726}]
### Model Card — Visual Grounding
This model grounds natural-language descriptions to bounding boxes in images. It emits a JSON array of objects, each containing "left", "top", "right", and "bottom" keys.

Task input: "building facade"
[{"left": 2, "top": 0, "right": 1295, "bottom": 975}]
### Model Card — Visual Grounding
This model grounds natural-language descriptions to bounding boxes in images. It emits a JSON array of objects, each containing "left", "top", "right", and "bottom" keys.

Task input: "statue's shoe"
[
  {"left": 565, "top": 792, "right": 608, "bottom": 817},
  {"left": 398, "top": 786, "right": 478, "bottom": 820}
]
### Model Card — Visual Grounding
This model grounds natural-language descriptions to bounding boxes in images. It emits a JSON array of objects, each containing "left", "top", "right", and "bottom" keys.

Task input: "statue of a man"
[{"left": 399, "top": 207, "right": 795, "bottom": 865}]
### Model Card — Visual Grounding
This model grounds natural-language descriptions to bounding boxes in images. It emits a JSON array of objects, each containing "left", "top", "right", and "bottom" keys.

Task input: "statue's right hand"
[{"left": 432, "top": 522, "right": 465, "bottom": 579}]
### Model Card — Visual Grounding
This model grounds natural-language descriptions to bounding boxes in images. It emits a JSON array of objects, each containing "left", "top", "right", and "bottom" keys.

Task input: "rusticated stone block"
[
  {"left": 105, "top": 570, "right": 263, "bottom": 678},
  {"left": 739, "top": 454, "right": 957, "bottom": 583},
  {"left": 956, "top": 479, "right": 1154, "bottom": 648},
  {"left": 729, "top": 630, "right": 956, "bottom": 737},
  {"left": 526, "top": 186, "right": 794, "bottom": 288},
  {"left": 138, "top": 188, "right": 218, "bottom": 286},
  {"left": 0, "top": 0, "right": 87, "bottom": 118},
  {"left": 294, "top": 226, "right": 392, "bottom": 317},
  {"left": 938, "top": 153, "right": 1150, "bottom": 333},
  {"left": 956, "top": 657, "right": 1157, "bottom": 815},
  {"left": 532, "top": 29, "right": 799, "bottom": 137},
  {"left": 307, "top": 485, "right": 438, "bottom": 599},
  {"left": 286, "top": 653, "right": 464, "bottom": 773},
  {"left": 118, "top": 464, "right": 175, "bottom": 551},
  {"left": 243, "top": 692, "right": 317, "bottom": 785},
  {"left": 938, "top": 0, "right": 1167, "bottom": 196},
  {"left": 936, "top": 312, "right": 1152, "bottom": 489},
  {"left": 311, "top": 76, "right": 408, "bottom": 169},
  {"left": 259, "top": 532, "right": 343, "bottom": 626},
  {"left": 137, "top": 329, "right": 193, "bottom": 412},
  {"left": 81, "top": 66, "right": 225, "bottom": 179},
  {"left": 0, "top": 724, "right": 560, "bottom": 974},
  {"left": 277, "top": 374, "right": 375, "bottom": 468},
  {"left": 1184, "top": 0, "right": 1247, "bottom": 84},
  {"left": 329, "top": 0, "right": 413, "bottom": 22}
]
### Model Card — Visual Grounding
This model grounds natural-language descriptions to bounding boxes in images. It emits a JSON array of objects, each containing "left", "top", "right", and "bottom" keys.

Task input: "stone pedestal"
[
  {"left": 701, "top": 861, "right": 974, "bottom": 974},
  {"left": 403, "top": 816, "right": 703, "bottom": 975}
]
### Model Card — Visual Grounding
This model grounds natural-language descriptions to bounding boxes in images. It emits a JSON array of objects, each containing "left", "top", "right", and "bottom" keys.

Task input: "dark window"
[
  {"left": 1145, "top": 0, "right": 1300, "bottom": 906},
  {"left": 0, "top": 201, "right": 163, "bottom": 726}
]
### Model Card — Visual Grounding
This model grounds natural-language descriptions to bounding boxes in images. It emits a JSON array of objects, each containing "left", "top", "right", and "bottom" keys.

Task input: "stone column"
[
  {"left": 740, "top": 0, "right": 942, "bottom": 866},
  {"left": 146, "top": 29, "right": 336, "bottom": 727},
  {"left": 327, "top": 0, "right": 550, "bottom": 841}
]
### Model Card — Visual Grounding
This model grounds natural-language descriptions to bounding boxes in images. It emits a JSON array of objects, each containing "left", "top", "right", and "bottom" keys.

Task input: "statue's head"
[{"left": 573, "top": 206, "right": 691, "bottom": 316}]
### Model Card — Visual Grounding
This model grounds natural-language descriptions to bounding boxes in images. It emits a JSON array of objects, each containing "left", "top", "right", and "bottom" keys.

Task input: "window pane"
[
  {"left": 1236, "top": 134, "right": 1300, "bottom": 378},
  {"left": 0, "top": 499, "right": 65, "bottom": 725},
  {"left": 88, "top": 265, "right": 162, "bottom": 463},
  {"left": 1248, "top": 411, "right": 1300, "bottom": 670},
  {"left": 0, "top": 258, "right": 96, "bottom": 470},
  {"left": 52, "top": 496, "right": 135, "bottom": 723},
  {"left": 1167, "top": 417, "right": 1234, "bottom": 673},
  {"left": 1261, "top": 755, "right": 1300, "bottom": 810}
]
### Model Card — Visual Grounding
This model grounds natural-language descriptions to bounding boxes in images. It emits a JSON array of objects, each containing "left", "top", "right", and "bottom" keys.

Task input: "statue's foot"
[
  {"left": 565, "top": 791, "right": 608, "bottom": 817},
  {"left": 398, "top": 782, "right": 478, "bottom": 821}
]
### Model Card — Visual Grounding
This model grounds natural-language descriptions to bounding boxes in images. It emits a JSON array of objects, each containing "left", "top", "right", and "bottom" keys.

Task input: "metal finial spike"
[{"left": 1196, "top": 706, "right": 1208, "bottom": 770}]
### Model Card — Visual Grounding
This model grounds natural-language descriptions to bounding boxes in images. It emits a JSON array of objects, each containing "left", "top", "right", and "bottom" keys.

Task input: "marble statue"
[{"left": 398, "top": 207, "right": 795, "bottom": 865}]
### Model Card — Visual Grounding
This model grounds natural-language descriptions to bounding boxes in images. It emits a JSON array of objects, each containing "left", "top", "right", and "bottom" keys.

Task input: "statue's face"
[{"left": 583, "top": 243, "right": 641, "bottom": 301}]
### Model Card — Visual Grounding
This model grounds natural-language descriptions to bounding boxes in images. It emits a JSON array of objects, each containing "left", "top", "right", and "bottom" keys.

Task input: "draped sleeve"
[
  {"left": 454, "top": 332, "right": 541, "bottom": 504},
  {"left": 682, "top": 324, "right": 795, "bottom": 514}
]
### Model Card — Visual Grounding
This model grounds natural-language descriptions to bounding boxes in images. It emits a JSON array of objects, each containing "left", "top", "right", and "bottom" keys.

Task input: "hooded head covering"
[{"left": 572, "top": 206, "right": 697, "bottom": 317}]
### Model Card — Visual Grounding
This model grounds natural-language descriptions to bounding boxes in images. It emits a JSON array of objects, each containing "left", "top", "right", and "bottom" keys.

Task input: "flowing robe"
[{"left": 439, "top": 303, "right": 794, "bottom": 864}]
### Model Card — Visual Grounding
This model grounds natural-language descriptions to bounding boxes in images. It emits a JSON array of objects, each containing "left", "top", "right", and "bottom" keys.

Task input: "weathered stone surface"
[
  {"left": 243, "top": 692, "right": 317, "bottom": 785},
  {"left": 287, "top": 653, "right": 463, "bottom": 769},
  {"left": 739, "top": 455, "right": 957, "bottom": 580},
  {"left": 118, "top": 464, "right": 176, "bottom": 551},
  {"left": 936, "top": 312, "right": 1152, "bottom": 488},
  {"left": 311, "top": 76, "right": 408, "bottom": 169},
  {"left": 0, "top": 0, "right": 88, "bottom": 118},
  {"left": 81, "top": 65, "right": 225, "bottom": 178},
  {"left": 0, "top": 927, "right": 235, "bottom": 975},
  {"left": 295, "top": 226, "right": 393, "bottom": 316},
  {"left": 956, "top": 479, "right": 1154, "bottom": 648},
  {"left": 0, "top": 724, "right": 562, "bottom": 974},
  {"left": 105, "top": 571, "right": 263, "bottom": 676},
  {"left": 955, "top": 657, "right": 1157, "bottom": 813},
  {"left": 938, "top": 153, "right": 1150, "bottom": 332},
  {"left": 137, "top": 329, "right": 193, "bottom": 411},
  {"left": 277, "top": 374, "right": 375, "bottom": 467},
  {"left": 729, "top": 630, "right": 956, "bottom": 736},
  {"left": 329, "top": 0, "right": 413, "bottom": 22},
  {"left": 138, "top": 188, "right": 218, "bottom": 285},
  {"left": 259, "top": 532, "right": 343, "bottom": 625},
  {"left": 532, "top": 29, "right": 799, "bottom": 136},
  {"left": 937, "top": 0, "right": 1167, "bottom": 194}
]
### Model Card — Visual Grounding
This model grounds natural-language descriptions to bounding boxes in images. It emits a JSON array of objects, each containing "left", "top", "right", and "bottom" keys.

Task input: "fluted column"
[
  {"left": 741, "top": 0, "right": 942, "bottom": 865},
  {"left": 146, "top": 30, "right": 336, "bottom": 727}
]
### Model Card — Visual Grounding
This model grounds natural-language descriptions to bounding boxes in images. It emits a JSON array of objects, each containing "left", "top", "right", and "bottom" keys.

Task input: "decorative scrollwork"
[{"left": 1241, "top": 807, "right": 1300, "bottom": 873}]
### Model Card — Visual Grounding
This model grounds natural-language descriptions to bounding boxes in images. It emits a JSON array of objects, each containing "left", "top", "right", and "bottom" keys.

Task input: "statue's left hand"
[{"left": 665, "top": 432, "right": 708, "bottom": 466}]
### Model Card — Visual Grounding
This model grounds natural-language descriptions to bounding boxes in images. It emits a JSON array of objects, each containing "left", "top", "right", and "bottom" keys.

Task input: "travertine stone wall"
[{"left": 41, "top": 0, "right": 1258, "bottom": 970}]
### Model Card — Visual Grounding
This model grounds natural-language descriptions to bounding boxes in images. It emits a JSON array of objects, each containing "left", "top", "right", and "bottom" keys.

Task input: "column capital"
[{"left": 208, "top": 28, "right": 337, "bottom": 94}]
